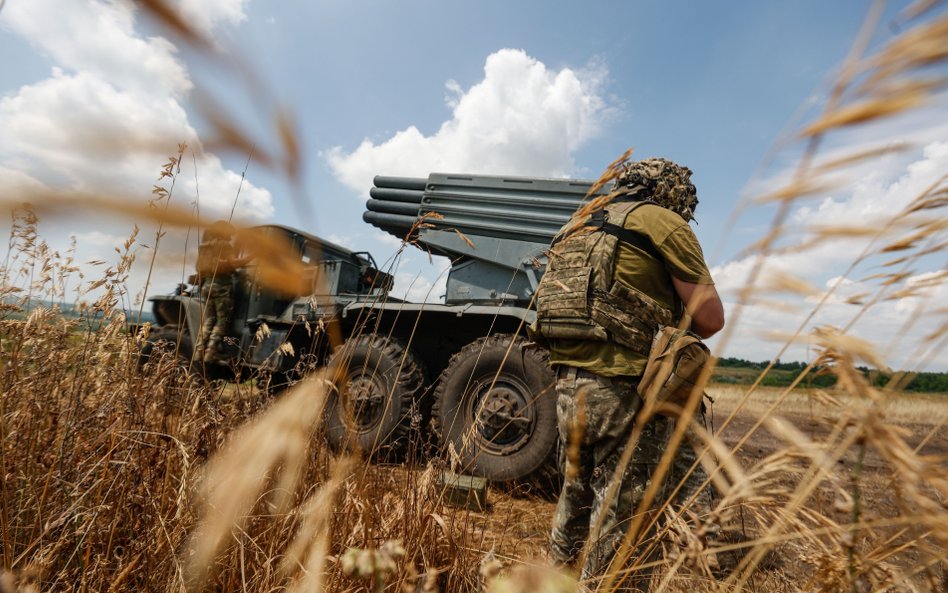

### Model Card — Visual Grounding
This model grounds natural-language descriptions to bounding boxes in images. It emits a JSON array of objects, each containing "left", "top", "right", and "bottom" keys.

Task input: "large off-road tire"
[
  {"left": 326, "top": 334, "right": 426, "bottom": 456},
  {"left": 138, "top": 325, "right": 207, "bottom": 391},
  {"left": 432, "top": 335, "right": 558, "bottom": 484},
  {"left": 255, "top": 370, "right": 294, "bottom": 396},
  {"left": 260, "top": 353, "right": 320, "bottom": 396},
  {"left": 139, "top": 325, "right": 194, "bottom": 370}
]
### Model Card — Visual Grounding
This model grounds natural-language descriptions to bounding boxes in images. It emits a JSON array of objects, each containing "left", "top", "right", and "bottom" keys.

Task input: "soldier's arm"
[
  {"left": 232, "top": 254, "right": 253, "bottom": 269},
  {"left": 229, "top": 238, "right": 253, "bottom": 269},
  {"left": 671, "top": 277, "right": 724, "bottom": 339},
  {"left": 221, "top": 243, "right": 252, "bottom": 272}
]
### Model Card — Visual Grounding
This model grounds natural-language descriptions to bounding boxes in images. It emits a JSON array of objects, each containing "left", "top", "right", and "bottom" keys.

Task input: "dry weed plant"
[{"left": 2, "top": 1, "right": 947, "bottom": 593}]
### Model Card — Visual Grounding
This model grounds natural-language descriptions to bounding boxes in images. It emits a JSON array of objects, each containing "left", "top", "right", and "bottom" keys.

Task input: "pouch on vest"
[
  {"left": 533, "top": 266, "right": 609, "bottom": 343},
  {"left": 532, "top": 199, "right": 672, "bottom": 356},
  {"left": 637, "top": 326, "right": 710, "bottom": 417}
]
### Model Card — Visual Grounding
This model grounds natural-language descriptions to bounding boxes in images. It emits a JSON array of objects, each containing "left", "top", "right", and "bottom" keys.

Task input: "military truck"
[{"left": 143, "top": 173, "right": 602, "bottom": 483}]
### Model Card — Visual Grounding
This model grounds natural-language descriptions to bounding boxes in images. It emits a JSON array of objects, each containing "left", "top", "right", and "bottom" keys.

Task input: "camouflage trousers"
[
  {"left": 195, "top": 279, "right": 233, "bottom": 363},
  {"left": 550, "top": 370, "right": 713, "bottom": 591}
]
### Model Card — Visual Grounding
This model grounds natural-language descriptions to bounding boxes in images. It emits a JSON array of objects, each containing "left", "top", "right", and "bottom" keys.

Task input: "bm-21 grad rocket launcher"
[{"left": 143, "top": 172, "right": 604, "bottom": 484}]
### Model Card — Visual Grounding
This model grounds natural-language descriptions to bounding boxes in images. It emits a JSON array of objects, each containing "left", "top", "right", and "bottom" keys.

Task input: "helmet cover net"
[{"left": 613, "top": 158, "right": 698, "bottom": 221}]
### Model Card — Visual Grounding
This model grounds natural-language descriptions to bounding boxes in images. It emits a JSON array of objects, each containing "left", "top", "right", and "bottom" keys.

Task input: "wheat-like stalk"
[{"left": 1, "top": 2, "right": 946, "bottom": 593}]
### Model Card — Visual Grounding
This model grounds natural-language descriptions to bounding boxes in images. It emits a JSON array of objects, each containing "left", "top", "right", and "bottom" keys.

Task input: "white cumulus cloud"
[
  {"left": 0, "top": 0, "right": 272, "bottom": 221},
  {"left": 712, "top": 141, "right": 948, "bottom": 370},
  {"left": 0, "top": 0, "right": 272, "bottom": 302},
  {"left": 174, "top": 0, "right": 249, "bottom": 35},
  {"left": 326, "top": 48, "right": 613, "bottom": 195},
  {"left": 326, "top": 233, "right": 356, "bottom": 250},
  {"left": 3, "top": 0, "right": 191, "bottom": 97},
  {"left": 393, "top": 267, "right": 450, "bottom": 304}
]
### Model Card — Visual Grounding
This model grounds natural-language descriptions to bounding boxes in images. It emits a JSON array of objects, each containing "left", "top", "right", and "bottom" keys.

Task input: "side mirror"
[{"left": 363, "top": 268, "right": 393, "bottom": 293}]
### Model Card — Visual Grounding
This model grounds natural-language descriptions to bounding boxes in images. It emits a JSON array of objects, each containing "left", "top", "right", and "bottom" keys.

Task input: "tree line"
[{"left": 713, "top": 357, "right": 948, "bottom": 393}]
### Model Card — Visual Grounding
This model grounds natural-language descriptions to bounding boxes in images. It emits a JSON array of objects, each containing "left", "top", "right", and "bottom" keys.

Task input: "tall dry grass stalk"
[{"left": 2, "top": 1, "right": 947, "bottom": 593}]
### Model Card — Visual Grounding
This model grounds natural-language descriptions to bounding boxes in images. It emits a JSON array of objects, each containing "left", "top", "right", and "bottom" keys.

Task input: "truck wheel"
[
  {"left": 433, "top": 335, "right": 558, "bottom": 483},
  {"left": 139, "top": 325, "right": 195, "bottom": 371},
  {"left": 255, "top": 370, "right": 294, "bottom": 396},
  {"left": 326, "top": 335, "right": 426, "bottom": 456}
]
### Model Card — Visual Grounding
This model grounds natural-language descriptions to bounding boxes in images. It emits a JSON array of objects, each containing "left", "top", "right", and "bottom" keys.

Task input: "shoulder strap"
[{"left": 589, "top": 201, "right": 663, "bottom": 262}]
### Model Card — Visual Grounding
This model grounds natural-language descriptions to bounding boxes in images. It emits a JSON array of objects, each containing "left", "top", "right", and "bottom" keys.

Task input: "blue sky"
[
  {"left": 1, "top": 1, "right": 946, "bottom": 369},
  {"left": 242, "top": 0, "right": 871, "bottom": 242}
]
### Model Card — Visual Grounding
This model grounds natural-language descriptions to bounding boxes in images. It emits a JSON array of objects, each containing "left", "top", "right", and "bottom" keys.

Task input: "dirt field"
[{"left": 406, "top": 385, "right": 948, "bottom": 587}]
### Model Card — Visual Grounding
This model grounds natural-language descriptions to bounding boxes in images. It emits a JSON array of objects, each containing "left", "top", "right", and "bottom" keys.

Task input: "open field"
[
  {"left": 399, "top": 385, "right": 948, "bottom": 590},
  {"left": 4, "top": 241, "right": 945, "bottom": 590},
  {"left": 3, "top": 304, "right": 946, "bottom": 593}
]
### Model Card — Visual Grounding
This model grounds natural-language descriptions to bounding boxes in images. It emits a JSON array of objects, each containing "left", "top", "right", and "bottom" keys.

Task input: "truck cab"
[{"left": 145, "top": 223, "right": 391, "bottom": 382}]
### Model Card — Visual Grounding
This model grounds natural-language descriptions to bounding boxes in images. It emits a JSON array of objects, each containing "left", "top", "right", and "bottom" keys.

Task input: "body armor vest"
[
  {"left": 195, "top": 237, "right": 235, "bottom": 283},
  {"left": 534, "top": 198, "right": 674, "bottom": 356}
]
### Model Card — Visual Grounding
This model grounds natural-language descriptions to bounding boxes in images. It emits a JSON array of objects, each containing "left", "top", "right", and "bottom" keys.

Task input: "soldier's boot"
[
  {"left": 203, "top": 335, "right": 223, "bottom": 363},
  {"left": 193, "top": 340, "right": 206, "bottom": 362}
]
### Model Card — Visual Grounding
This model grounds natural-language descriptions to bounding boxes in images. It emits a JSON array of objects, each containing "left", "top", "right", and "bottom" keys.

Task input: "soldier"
[
  {"left": 534, "top": 158, "right": 725, "bottom": 589},
  {"left": 194, "top": 220, "right": 248, "bottom": 363}
]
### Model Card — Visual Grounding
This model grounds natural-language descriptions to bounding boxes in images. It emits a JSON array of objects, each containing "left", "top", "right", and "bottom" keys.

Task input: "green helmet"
[{"left": 613, "top": 158, "right": 698, "bottom": 222}]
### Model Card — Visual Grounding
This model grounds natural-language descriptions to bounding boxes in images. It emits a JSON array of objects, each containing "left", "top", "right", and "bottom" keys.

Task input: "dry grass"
[
  {"left": 2, "top": 1, "right": 948, "bottom": 592},
  {"left": 1, "top": 236, "right": 946, "bottom": 593},
  {"left": 709, "top": 384, "right": 948, "bottom": 426}
]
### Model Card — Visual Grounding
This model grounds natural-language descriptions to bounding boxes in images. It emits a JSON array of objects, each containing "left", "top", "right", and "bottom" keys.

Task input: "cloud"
[
  {"left": 0, "top": 0, "right": 272, "bottom": 222},
  {"left": 714, "top": 269, "right": 946, "bottom": 370},
  {"left": 0, "top": 68, "right": 192, "bottom": 181},
  {"left": 174, "top": 0, "right": 249, "bottom": 35},
  {"left": 0, "top": 0, "right": 271, "bottom": 302},
  {"left": 790, "top": 142, "right": 948, "bottom": 228},
  {"left": 712, "top": 141, "right": 948, "bottom": 370},
  {"left": 0, "top": 166, "right": 48, "bottom": 197},
  {"left": 392, "top": 268, "right": 450, "bottom": 304},
  {"left": 176, "top": 153, "right": 274, "bottom": 219},
  {"left": 3, "top": 0, "right": 191, "bottom": 97},
  {"left": 372, "top": 230, "right": 406, "bottom": 249},
  {"left": 326, "top": 48, "right": 614, "bottom": 195},
  {"left": 326, "top": 233, "right": 356, "bottom": 250},
  {"left": 72, "top": 230, "right": 130, "bottom": 247}
]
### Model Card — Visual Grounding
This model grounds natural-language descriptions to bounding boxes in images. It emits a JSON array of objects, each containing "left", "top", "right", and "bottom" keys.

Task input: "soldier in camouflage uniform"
[
  {"left": 534, "top": 158, "right": 725, "bottom": 590},
  {"left": 194, "top": 220, "right": 248, "bottom": 363}
]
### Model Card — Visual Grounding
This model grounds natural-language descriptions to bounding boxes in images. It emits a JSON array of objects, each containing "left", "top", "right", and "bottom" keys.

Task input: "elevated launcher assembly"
[{"left": 364, "top": 173, "right": 606, "bottom": 306}]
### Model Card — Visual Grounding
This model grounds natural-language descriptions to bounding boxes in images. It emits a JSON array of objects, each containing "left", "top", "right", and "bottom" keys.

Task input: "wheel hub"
[
  {"left": 347, "top": 375, "right": 385, "bottom": 430},
  {"left": 470, "top": 378, "right": 534, "bottom": 454}
]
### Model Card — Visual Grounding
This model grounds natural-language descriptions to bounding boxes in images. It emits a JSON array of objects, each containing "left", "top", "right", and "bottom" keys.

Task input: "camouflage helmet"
[
  {"left": 204, "top": 219, "right": 236, "bottom": 241},
  {"left": 613, "top": 158, "right": 698, "bottom": 221}
]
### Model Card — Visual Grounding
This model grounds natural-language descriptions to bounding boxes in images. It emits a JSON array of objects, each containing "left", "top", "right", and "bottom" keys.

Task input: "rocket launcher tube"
[{"left": 363, "top": 172, "right": 608, "bottom": 305}]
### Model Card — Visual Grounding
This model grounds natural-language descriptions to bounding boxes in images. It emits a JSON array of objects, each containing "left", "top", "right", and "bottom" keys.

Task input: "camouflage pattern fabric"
[
  {"left": 550, "top": 372, "right": 713, "bottom": 591},
  {"left": 196, "top": 237, "right": 238, "bottom": 282},
  {"left": 194, "top": 222, "right": 240, "bottom": 363},
  {"left": 534, "top": 200, "right": 673, "bottom": 357},
  {"left": 194, "top": 278, "right": 233, "bottom": 363},
  {"left": 613, "top": 158, "right": 698, "bottom": 222}
]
